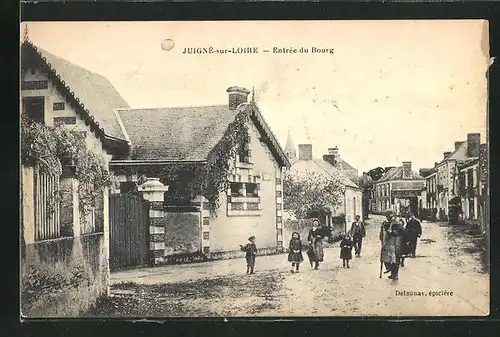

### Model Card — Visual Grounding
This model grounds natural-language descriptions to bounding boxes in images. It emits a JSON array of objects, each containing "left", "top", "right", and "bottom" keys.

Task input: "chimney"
[
  {"left": 402, "top": 161, "right": 412, "bottom": 179},
  {"left": 298, "top": 144, "right": 313, "bottom": 161},
  {"left": 454, "top": 141, "right": 463, "bottom": 150},
  {"left": 443, "top": 152, "right": 451, "bottom": 160},
  {"left": 323, "top": 146, "right": 339, "bottom": 166},
  {"left": 467, "top": 133, "right": 480, "bottom": 157},
  {"left": 227, "top": 86, "right": 250, "bottom": 110}
]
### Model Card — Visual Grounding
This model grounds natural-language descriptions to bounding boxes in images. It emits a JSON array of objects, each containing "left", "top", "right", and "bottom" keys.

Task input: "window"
[
  {"left": 238, "top": 143, "right": 251, "bottom": 163},
  {"left": 231, "top": 182, "right": 242, "bottom": 196},
  {"left": 53, "top": 117, "right": 76, "bottom": 126},
  {"left": 53, "top": 102, "right": 65, "bottom": 111},
  {"left": 21, "top": 80, "right": 49, "bottom": 90},
  {"left": 22, "top": 96, "right": 45, "bottom": 123},
  {"left": 246, "top": 183, "right": 259, "bottom": 197}
]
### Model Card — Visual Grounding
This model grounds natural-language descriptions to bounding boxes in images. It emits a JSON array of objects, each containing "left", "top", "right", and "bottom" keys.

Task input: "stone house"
[
  {"left": 370, "top": 161, "right": 425, "bottom": 216},
  {"left": 423, "top": 133, "right": 483, "bottom": 220},
  {"left": 284, "top": 143, "right": 363, "bottom": 228},
  {"left": 20, "top": 40, "right": 129, "bottom": 316},
  {"left": 110, "top": 87, "right": 291, "bottom": 260}
]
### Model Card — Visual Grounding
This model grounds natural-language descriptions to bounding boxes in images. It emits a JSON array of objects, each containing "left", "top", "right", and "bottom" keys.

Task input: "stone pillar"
[
  {"left": 60, "top": 172, "right": 80, "bottom": 237},
  {"left": 21, "top": 165, "right": 35, "bottom": 244},
  {"left": 137, "top": 178, "right": 169, "bottom": 265},
  {"left": 275, "top": 168, "right": 284, "bottom": 252},
  {"left": 101, "top": 187, "right": 110, "bottom": 295}
]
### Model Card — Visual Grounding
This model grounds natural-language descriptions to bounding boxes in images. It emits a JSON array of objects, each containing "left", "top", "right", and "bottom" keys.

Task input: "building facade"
[
  {"left": 20, "top": 41, "right": 129, "bottom": 316},
  {"left": 284, "top": 143, "right": 363, "bottom": 226},
  {"left": 110, "top": 87, "right": 290, "bottom": 260},
  {"left": 370, "top": 161, "right": 425, "bottom": 216},
  {"left": 419, "top": 133, "right": 485, "bottom": 222}
]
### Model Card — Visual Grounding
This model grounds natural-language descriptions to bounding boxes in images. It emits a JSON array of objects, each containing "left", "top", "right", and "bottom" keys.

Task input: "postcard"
[{"left": 20, "top": 20, "right": 489, "bottom": 317}]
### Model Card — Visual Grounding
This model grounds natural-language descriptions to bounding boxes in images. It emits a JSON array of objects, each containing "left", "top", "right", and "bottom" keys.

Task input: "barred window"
[
  {"left": 53, "top": 102, "right": 65, "bottom": 111},
  {"left": 53, "top": 117, "right": 76, "bottom": 126},
  {"left": 21, "top": 80, "right": 49, "bottom": 90}
]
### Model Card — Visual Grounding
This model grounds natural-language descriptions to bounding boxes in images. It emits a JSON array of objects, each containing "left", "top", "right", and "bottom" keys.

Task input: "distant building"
[
  {"left": 285, "top": 143, "right": 363, "bottom": 226},
  {"left": 370, "top": 161, "right": 425, "bottom": 216},
  {"left": 419, "top": 133, "right": 488, "bottom": 225}
]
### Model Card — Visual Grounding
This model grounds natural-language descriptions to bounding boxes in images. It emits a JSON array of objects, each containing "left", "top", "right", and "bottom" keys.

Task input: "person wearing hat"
[
  {"left": 240, "top": 236, "right": 257, "bottom": 274},
  {"left": 379, "top": 210, "right": 404, "bottom": 281},
  {"left": 405, "top": 213, "right": 422, "bottom": 258},
  {"left": 349, "top": 215, "right": 366, "bottom": 257}
]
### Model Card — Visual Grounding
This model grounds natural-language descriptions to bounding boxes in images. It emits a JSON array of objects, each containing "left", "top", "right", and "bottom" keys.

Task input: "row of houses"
[
  {"left": 418, "top": 133, "right": 488, "bottom": 229},
  {"left": 368, "top": 132, "right": 488, "bottom": 231}
]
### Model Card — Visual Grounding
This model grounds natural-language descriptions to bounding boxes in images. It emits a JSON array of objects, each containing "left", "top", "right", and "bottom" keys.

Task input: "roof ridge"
[{"left": 116, "top": 104, "right": 228, "bottom": 112}]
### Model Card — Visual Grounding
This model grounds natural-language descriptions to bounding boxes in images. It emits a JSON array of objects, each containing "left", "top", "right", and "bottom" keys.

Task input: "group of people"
[
  {"left": 380, "top": 210, "right": 422, "bottom": 281},
  {"left": 241, "top": 211, "right": 422, "bottom": 280}
]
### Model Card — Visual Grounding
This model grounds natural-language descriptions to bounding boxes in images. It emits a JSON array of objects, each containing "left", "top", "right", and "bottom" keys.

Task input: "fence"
[{"left": 33, "top": 166, "right": 61, "bottom": 241}]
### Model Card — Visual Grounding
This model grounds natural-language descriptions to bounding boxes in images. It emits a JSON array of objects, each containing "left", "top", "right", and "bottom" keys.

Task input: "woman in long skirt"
[{"left": 307, "top": 219, "right": 326, "bottom": 270}]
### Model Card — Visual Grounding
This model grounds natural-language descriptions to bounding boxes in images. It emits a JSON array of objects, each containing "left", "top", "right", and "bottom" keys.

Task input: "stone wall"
[{"left": 21, "top": 233, "right": 108, "bottom": 317}]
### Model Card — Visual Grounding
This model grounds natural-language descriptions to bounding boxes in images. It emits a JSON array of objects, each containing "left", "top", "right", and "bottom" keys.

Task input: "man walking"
[
  {"left": 380, "top": 210, "right": 404, "bottom": 281},
  {"left": 349, "top": 215, "right": 366, "bottom": 257},
  {"left": 405, "top": 213, "right": 422, "bottom": 258}
]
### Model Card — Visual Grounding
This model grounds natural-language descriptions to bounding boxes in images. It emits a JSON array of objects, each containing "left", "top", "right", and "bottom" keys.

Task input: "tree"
[
  {"left": 358, "top": 173, "right": 374, "bottom": 219},
  {"left": 366, "top": 167, "right": 386, "bottom": 182},
  {"left": 283, "top": 169, "right": 345, "bottom": 221}
]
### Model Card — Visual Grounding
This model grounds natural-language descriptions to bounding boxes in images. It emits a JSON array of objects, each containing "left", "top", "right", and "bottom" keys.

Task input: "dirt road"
[{"left": 88, "top": 215, "right": 489, "bottom": 317}]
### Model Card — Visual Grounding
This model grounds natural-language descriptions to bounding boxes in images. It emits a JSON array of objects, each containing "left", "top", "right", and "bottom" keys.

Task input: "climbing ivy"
[
  {"left": 20, "top": 114, "right": 117, "bottom": 219},
  {"left": 118, "top": 110, "right": 250, "bottom": 215}
]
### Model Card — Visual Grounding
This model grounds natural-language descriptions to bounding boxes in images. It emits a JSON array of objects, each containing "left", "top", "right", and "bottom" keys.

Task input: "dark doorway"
[{"left": 22, "top": 96, "right": 45, "bottom": 123}]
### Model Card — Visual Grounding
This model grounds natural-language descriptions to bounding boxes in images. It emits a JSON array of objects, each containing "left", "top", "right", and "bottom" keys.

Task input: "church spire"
[{"left": 284, "top": 129, "right": 297, "bottom": 163}]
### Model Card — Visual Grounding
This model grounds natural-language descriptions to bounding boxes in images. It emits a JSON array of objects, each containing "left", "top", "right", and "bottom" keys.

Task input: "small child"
[
  {"left": 240, "top": 236, "right": 257, "bottom": 274},
  {"left": 340, "top": 235, "right": 354, "bottom": 268},
  {"left": 287, "top": 232, "right": 304, "bottom": 273}
]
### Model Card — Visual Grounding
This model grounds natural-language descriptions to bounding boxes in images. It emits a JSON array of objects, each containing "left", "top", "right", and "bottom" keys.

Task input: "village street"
[{"left": 88, "top": 215, "right": 489, "bottom": 317}]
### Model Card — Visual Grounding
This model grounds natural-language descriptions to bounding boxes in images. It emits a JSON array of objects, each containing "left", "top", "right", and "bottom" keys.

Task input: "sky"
[{"left": 23, "top": 20, "right": 489, "bottom": 173}]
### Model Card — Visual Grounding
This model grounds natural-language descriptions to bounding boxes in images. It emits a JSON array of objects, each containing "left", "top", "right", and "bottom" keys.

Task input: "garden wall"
[{"left": 21, "top": 233, "right": 108, "bottom": 317}]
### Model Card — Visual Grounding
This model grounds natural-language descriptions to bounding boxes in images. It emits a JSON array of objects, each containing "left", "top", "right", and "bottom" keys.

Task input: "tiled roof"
[
  {"left": 437, "top": 141, "right": 473, "bottom": 165},
  {"left": 117, "top": 105, "right": 237, "bottom": 161},
  {"left": 335, "top": 156, "right": 357, "bottom": 173},
  {"left": 376, "top": 166, "right": 424, "bottom": 183},
  {"left": 22, "top": 41, "right": 130, "bottom": 141},
  {"left": 21, "top": 41, "right": 128, "bottom": 141},
  {"left": 117, "top": 102, "right": 291, "bottom": 168},
  {"left": 290, "top": 159, "right": 360, "bottom": 189}
]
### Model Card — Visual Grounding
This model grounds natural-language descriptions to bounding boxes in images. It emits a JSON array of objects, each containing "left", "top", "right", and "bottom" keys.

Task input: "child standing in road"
[
  {"left": 287, "top": 232, "right": 304, "bottom": 273},
  {"left": 240, "top": 236, "right": 257, "bottom": 274},
  {"left": 340, "top": 235, "right": 354, "bottom": 268}
]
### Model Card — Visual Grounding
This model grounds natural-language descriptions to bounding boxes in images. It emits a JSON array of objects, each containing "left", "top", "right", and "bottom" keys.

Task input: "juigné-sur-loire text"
[{"left": 182, "top": 47, "right": 335, "bottom": 55}]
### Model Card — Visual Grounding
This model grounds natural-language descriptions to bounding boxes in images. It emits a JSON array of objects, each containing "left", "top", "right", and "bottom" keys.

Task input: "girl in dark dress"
[
  {"left": 340, "top": 235, "right": 354, "bottom": 268},
  {"left": 287, "top": 232, "right": 304, "bottom": 273},
  {"left": 240, "top": 236, "right": 257, "bottom": 274}
]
